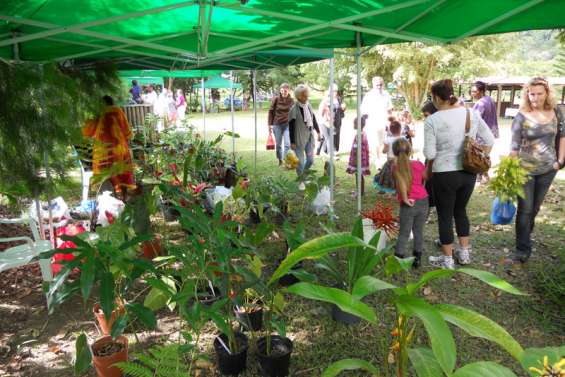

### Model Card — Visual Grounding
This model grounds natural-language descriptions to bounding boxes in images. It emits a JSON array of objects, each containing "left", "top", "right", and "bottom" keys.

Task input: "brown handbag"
[{"left": 462, "top": 109, "right": 491, "bottom": 174}]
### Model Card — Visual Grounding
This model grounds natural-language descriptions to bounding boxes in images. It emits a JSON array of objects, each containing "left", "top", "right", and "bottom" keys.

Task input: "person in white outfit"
[{"left": 361, "top": 76, "right": 393, "bottom": 162}]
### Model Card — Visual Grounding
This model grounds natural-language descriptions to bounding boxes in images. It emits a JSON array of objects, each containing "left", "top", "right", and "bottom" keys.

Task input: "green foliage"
[
  {"left": 521, "top": 346, "right": 565, "bottom": 376},
  {"left": 74, "top": 333, "right": 92, "bottom": 376},
  {"left": 489, "top": 157, "right": 530, "bottom": 203},
  {"left": 321, "top": 358, "right": 380, "bottom": 377},
  {"left": 116, "top": 344, "right": 193, "bottom": 377},
  {"left": 532, "top": 251, "right": 565, "bottom": 308},
  {"left": 0, "top": 62, "right": 122, "bottom": 198}
]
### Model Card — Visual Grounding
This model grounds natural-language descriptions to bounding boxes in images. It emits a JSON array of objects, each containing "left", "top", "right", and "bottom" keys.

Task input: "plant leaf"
[
  {"left": 321, "top": 358, "right": 379, "bottom": 377},
  {"left": 458, "top": 268, "right": 526, "bottom": 296},
  {"left": 384, "top": 255, "right": 414, "bottom": 276},
  {"left": 126, "top": 303, "right": 157, "bottom": 329},
  {"left": 452, "top": 362, "right": 518, "bottom": 377},
  {"left": 269, "top": 233, "right": 370, "bottom": 285},
  {"left": 436, "top": 304, "right": 524, "bottom": 361},
  {"left": 79, "top": 259, "right": 95, "bottom": 303},
  {"left": 74, "top": 333, "right": 91, "bottom": 376},
  {"left": 520, "top": 346, "right": 565, "bottom": 376},
  {"left": 396, "top": 296, "right": 456, "bottom": 375},
  {"left": 111, "top": 313, "right": 128, "bottom": 339},
  {"left": 351, "top": 276, "right": 396, "bottom": 300},
  {"left": 100, "top": 272, "right": 115, "bottom": 321},
  {"left": 286, "top": 283, "right": 377, "bottom": 324},
  {"left": 406, "top": 269, "right": 456, "bottom": 295},
  {"left": 408, "top": 347, "right": 444, "bottom": 377}
]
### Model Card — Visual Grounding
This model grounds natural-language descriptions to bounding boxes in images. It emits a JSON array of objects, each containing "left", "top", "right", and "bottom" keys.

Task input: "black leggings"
[{"left": 432, "top": 170, "right": 477, "bottom": 245}]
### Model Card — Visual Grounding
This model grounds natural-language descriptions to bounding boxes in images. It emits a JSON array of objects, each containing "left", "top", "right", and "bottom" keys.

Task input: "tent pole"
[
  {"left": 328, "top": 57, "right": 335, "bottom": 214},
  {"left": 355, "top": 32, "right": 362, "bottom": 213},
  {"left": 253, "top": 69, "right": 258, "bottom": 176},
  {"left": 230, "top": 70, "right": 235, "bottom": 158},
  {"left": 201, "top": 78, "right": 206, "bottom": 139}
]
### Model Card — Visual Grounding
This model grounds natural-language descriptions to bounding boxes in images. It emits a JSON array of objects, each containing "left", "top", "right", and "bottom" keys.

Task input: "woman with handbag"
[
  {"left": 508, "top": 77, "right": 565, "bottom": 265},
  {"left": 423, "top": 79, "right": 494, "bottom": 269},
  {"left": 268, "top": 83, "right": 294, "bottom": 166}
]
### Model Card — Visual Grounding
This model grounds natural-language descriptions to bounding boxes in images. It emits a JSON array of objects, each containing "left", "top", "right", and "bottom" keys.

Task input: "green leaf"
[
  {"left": 408, "top": 348, "right": 444, "bottom": 377},
  {"left": 406, "top": 269, "right": 455, "bottom": 295},
  {"left": 126, "top": 303, "right": 157, "bottom": 329},
  {"left": 273, "top": 292, "right": 286, "bottom": 313},
  {"left": 100, "top": 272, "right": 115, "bottom": 321},
  {"left": 271, "top": 318, "right": 286, "bottom": 338},
  {"left": 321, "top": 358, "right": 380, "bottom": 377},
  {"left": 452, "top": 362, "right": 518, "bottom": 377},
  {"left": 111, "top": 313, "right": 128, "bottom": 339},
  {"left": 269, "top": 233, "right": 370, "bottom": 285},
  {"left": 79, "top": 259, "right": 95, "bottom": 303},
  {"left": 396, "top": 296, "right": 456, "bottom": 376},
  {"left": 520, "top": 346, "right": 565, "bottom": 376},
  {"left": 436, "top": 304, "right": 524, "bottom": 361},
  {"left": 286, "top": 283, "right": 377, "bottom": 324},
  {"left": 74, "top": 333, "right": 92, "bottom": 376},
  {"left": 351, "top": 276, "right": 396, "bottom": 300},
  {"left": 458, "top": 268, "right": 526, "bottom": 296},
  {"left": 385, "top": 255, "right": 414, "bottom": 276}
]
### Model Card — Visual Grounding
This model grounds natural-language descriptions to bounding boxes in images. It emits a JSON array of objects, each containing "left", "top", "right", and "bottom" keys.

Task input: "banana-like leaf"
[
  {"left": 74, "top": 333, "right": 92, "bottom": 376},
  {"left": 452, "top": 362, "right": 518, "bottom": 377},
  {"left": 321, "top": 358, "right": 380, "bottom": 377},
  {"left": 269, "top": 233, "right": 370, "bottom": 285},
  {"left": 436, "top": 304, "right": 523, "bottom": 361},
  {"left": 351, "top": 276, "right": 396, "bottom": 300},
  {"left": 458, "top": 268, "right": 525, "bottom": 296},
  {"left": 396, "top": 296, "right": 456, "bottom": 376},
  {"left": 287, "top": 282, "right": 377, "bottom": 324},
  {"left": 408, "top": 347, "right": 444, "bottom": 377}
]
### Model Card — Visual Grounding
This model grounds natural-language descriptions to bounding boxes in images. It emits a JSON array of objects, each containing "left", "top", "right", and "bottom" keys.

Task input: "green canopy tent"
[
  {"left": 3, "top": 0, "right": 565, "bottom": 210},
  {"left": 192, "top": 75, "right": 242, "bottom": 90},
  {"left": 119, "top": 76, "right": 164, "bottom": 86}
]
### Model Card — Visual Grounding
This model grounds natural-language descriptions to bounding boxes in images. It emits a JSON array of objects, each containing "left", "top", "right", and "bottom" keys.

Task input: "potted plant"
[
  {"left": 234, "top": 288, "right": 264, "bottom": 332},
  {"left": 488, "top": 156, "right": 529, "bottom": 225}
]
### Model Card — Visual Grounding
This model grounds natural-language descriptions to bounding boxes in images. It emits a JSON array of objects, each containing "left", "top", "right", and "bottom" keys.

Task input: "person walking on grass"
[
  {"left": 471, "top": 80, "right": 499, "bottom": 183},
  {"left": 346, "top": 114, "right": 370, "bottom": 197},
  {"left": 289, "top": 84, "right": 320, "bottom": 190},
  {"left": 392, "top": 138, "right": 429, "bottom": 269},
  {"left": 507, "top": 77, "right": 565, "bottom": 267},
  {"left": 424, "top": 79, "right": 494, "bottom": 269},
  {"left": 361, "top": 76, "right": 393, "bottom": 161},
  {"left": 268, "top": 83, "right": 294, "bottom": 166}
]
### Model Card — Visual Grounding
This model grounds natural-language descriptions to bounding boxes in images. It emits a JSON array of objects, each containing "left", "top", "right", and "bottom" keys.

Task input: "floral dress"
[{"left": 346, "top": 131, "right": 370, "bottom": 175}]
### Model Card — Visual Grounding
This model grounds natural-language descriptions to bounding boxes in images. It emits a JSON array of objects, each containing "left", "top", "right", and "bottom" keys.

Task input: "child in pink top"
[{"left": 392, "top": 138, "right": 429, "bottom": 268}]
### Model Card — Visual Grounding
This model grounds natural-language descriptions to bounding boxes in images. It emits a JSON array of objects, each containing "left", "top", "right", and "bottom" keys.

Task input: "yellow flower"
[{"left": 529, "top": 356, "right": 565, "bottom": 377}]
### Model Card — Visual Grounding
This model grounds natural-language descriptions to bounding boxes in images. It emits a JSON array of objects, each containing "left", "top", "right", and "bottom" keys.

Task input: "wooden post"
[
  {"left": 496, "top": 85, "right": 502, "bottom": 118},
  {"left": 561, "top": 86, "right": 565, "bottom": 105},
  {"left": 510, "top": 87, "right": 516, "bottom": 107}
]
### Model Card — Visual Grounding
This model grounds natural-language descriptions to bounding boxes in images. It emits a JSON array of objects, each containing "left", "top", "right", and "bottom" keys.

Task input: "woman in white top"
[{"left": 424, "top": 79, "right": 494, "bottom": 269}]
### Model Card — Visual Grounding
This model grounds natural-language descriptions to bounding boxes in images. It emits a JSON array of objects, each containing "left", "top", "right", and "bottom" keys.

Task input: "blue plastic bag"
[{"left": 490, "top": 197, "right": 516, "bottom": 225}]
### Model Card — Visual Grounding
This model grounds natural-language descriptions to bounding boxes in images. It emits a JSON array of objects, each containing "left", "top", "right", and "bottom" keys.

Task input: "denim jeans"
[
  {"left": 433, "top": 170, "right": 476, "bottom": 245},
  {"left": 272, "top": 123, "right": 290, "bottom": 161},
  {"left": 396, "top": 198, "right": 429, "bottom": 257},
  {"left": 515, "top": 169, "right": 557, "bottom": 261},
  {"left": 295, "top": 134, "right": 315, "bottom": 177}
]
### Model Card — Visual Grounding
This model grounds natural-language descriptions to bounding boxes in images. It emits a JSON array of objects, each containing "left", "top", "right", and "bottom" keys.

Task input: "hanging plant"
[
  {"left": 362, "top": 201, "right": 399, "bottom": 238},
  {"left": 489, "top": 156, "right": 530, "bottom": 203}
]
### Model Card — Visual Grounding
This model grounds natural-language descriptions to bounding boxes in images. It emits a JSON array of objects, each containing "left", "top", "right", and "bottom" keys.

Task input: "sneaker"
[
  {"left": 428, "top": 255, "right": 455, "bottom": 269},
  {"left": 454, "top": 247, "right": 471, "bottom": 265},
  {"left": 298, "top": 182, "right": 306, "bottom": 191}
]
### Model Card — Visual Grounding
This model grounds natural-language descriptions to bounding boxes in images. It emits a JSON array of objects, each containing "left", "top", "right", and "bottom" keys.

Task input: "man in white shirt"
[
  {"left": 361, "top": 76, "right": 393, "bottom": 162},
  {"left": 143, "top": 85, "right": 158, "bottom": 113}
]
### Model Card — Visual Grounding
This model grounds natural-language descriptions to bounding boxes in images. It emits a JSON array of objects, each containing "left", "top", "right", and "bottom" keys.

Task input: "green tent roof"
[
  {"left": 120, "top": 76, "right": 164, "bottom": 86},
  {"left": 1, "top": 1, "right": 565, "bottom": 70},
  {"left": 193, "top": 76, "right": 242, "bottom": 89},
  {"left": 119, "top": 69, "right": 223, "bottom": 78}
]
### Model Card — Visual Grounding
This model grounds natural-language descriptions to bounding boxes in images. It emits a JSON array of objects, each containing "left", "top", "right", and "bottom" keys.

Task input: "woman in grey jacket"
[{"left": 288, "top": 84, "right": 320, "bottom": 189}]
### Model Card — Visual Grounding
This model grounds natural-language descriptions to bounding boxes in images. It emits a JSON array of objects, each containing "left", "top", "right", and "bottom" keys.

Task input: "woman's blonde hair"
[
  {"left": 520, "top": 76, "right": 556, "bottom": 112},
  {"left": 392, "top": 138, "right": 413, "bottom": 199}
]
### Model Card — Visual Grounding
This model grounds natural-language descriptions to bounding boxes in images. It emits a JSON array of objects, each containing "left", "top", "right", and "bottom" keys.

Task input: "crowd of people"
[
  {"left": 129, "top": 80, "right": 187, "bottom": 129},
  {"left": 266, "top": 76, "right": 565, "bottom": 271}
]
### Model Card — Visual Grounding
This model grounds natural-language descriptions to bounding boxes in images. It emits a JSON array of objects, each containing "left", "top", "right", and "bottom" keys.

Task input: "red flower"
[
  {"left": 169, "top": 163, "right": 178, "bottom": 173},
  {"left": 362, "top": 202, "right": 399, "bottom": 238},
  {"left": 104, "top": 210, "right": 114, "bottom": 224}
]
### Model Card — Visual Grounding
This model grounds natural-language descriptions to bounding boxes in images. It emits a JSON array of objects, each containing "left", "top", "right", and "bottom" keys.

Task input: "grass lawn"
[{"left": 1, "top": 128, "right": 563, "bottom": 377}]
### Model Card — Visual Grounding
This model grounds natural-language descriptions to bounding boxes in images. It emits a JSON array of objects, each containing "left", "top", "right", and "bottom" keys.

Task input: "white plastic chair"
[{"left": 0, "top": 216, "right": 54, "bottom": 306}]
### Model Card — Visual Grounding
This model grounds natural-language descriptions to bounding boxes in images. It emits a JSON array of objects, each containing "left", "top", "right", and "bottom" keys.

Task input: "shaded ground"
[{"left": 1, "top": 114, "right": 563, "bottom": 376}]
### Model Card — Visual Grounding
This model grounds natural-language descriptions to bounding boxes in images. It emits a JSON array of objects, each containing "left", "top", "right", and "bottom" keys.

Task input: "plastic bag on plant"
[
  {"left": 284, "top": 150, "right": 299, "bottom": 170},
  {"left": 97, "top": 191, "right": 125, "bottom": 227},
  {"left": 28, "top": 196, "right": 70, "bottom": 228},
  {"left": 312, "top": 186, "right": 331, "bottom": 215},
  {"left": 490, "top": 197, "right": 516, "bottom": 225}
]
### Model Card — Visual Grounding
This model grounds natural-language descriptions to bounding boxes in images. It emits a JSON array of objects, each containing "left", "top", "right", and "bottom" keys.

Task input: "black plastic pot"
[
  {"left": 234, "top": 306, "right": 263, "bottom": 331},
  {"left": 256, "top": 335, "right": 293, "bottom": 377},
  {"left": 330, "top": 304, "right": 361, "bottom": 325},
  {"left": 214, "top": 332, "right": 248, "bottom": 376}
]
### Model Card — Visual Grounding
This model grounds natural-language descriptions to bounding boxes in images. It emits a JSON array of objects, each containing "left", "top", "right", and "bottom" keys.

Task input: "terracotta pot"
[
  {"left": 92, "top": 335, "right": 128, "bottom": 377},
  {"left": 93, "top": 303, "right": 125, "bottom": 336},
  {"left": 141, "top": 235, "right": 163, "bottom": 260}
]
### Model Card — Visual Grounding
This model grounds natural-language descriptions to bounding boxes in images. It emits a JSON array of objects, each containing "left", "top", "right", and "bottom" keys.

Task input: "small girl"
[
  {"left": 392, "top": 138, "right": 429, "bottom": 268},
  {"left": 346, "top": 115, "right": 370, "bottom": 196},
  {"left": 374, "top": 119, "right": 403, "bottom": 193}
]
